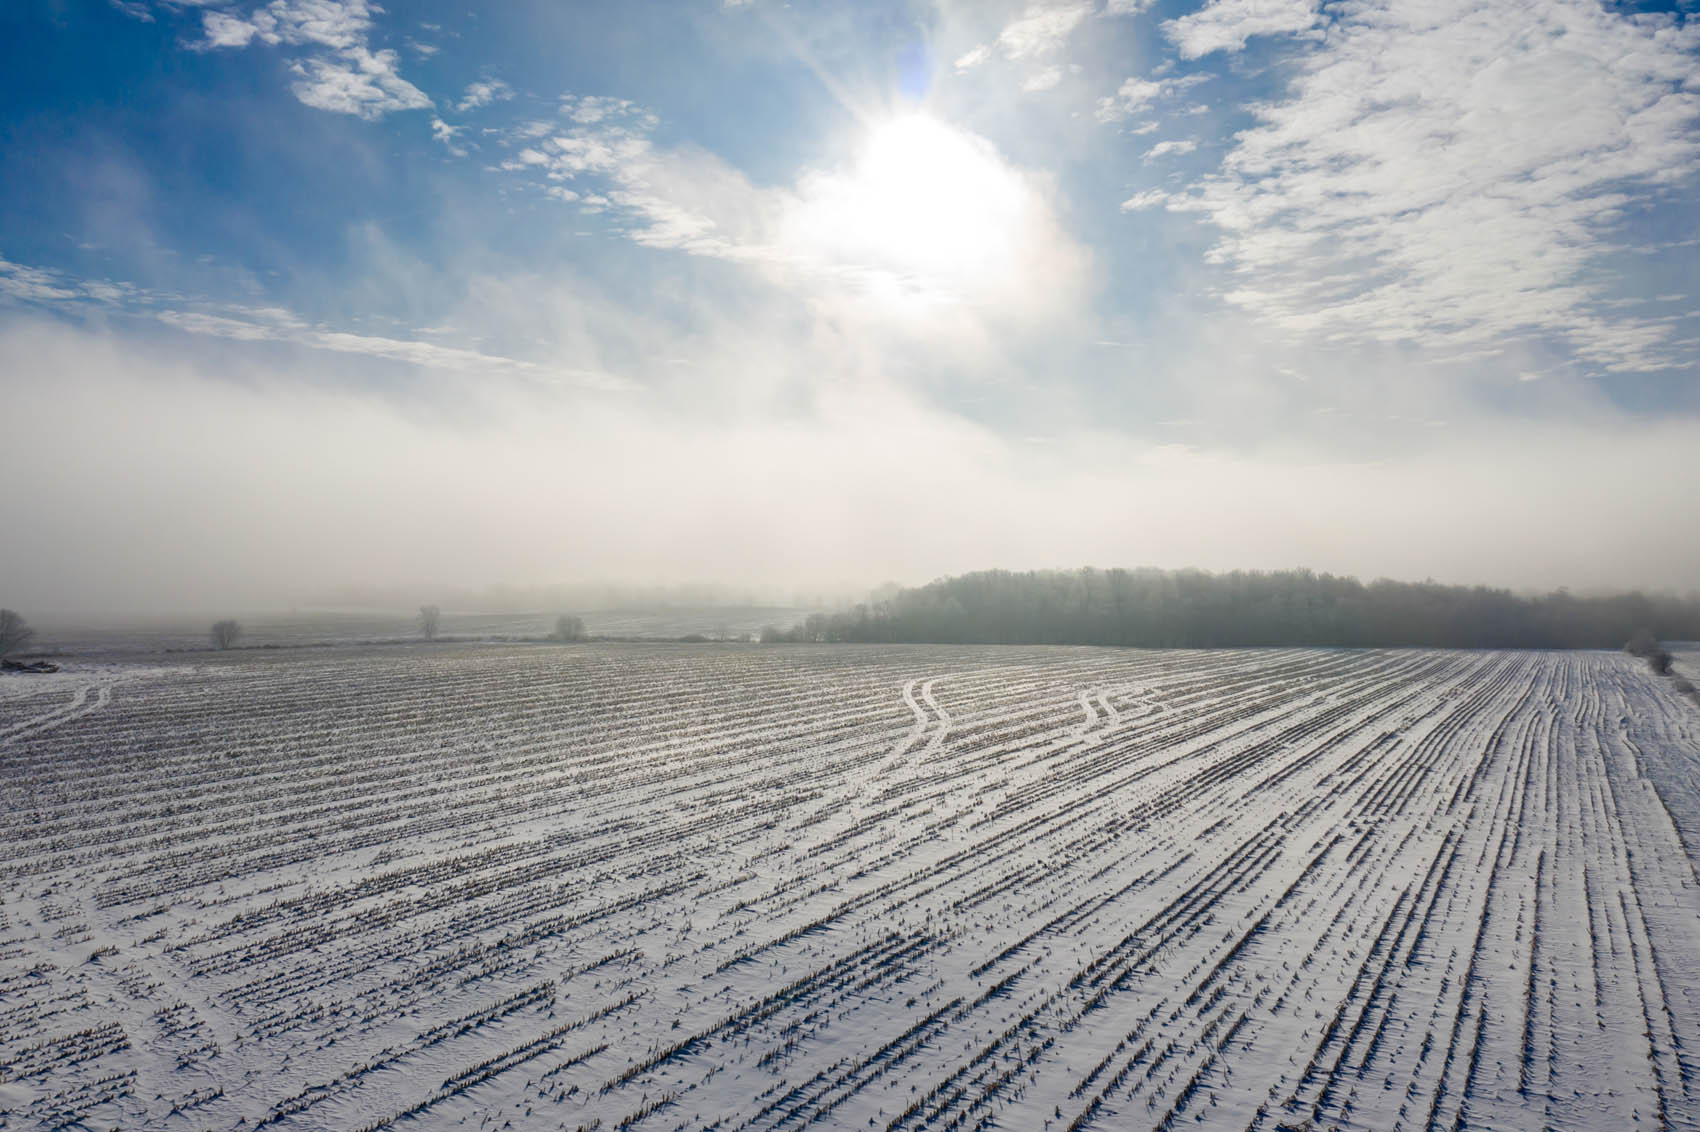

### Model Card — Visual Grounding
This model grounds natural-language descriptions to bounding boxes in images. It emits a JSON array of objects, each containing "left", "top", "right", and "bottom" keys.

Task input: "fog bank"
[{"left": 4, "top": 317, "right": 1698, "bottom": 616}]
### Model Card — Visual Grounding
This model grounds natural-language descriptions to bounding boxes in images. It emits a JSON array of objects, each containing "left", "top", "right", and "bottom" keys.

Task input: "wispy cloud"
[
  {"left": 483, "top": 99, "right": 1090, "bottom": 321},
  {"left": 994, "top": 2, "right": 1092, "bottom": 60},
  {"left": 0, "top": 256, "right": 625, "bottom": 388},
  {"left": 430, "top": 116, "right": 465, "bottom": 155},
  {"left": 1022, "top": 66, "right": 1065, "bottom": 93},
  {"left": 455, "top": 78, "right": 514, "bottom": 113},
  {"left": 1143, "top": 138, "right": 1197, "bottom": 161},
  {"left": 953, "top": 44, "right": 991, "bottom": 72},
  {"left": 953, "top": 2, "right": 1091, "bottom": 88},
  {"left": 1119, "top": 189, "right": 1169, "bottom": 211},
  {"left": 0, "top": 257, "right": 83, "bottom": 303},
  {"left": 1096, "top": 74, "right": 1207, "bottom": 123},
  {"left": 1166, "top": 0, "right": 1700, "bottom": 372}
]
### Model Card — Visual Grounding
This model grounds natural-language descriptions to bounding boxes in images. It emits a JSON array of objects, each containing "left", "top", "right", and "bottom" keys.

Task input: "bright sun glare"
[{"left": 791, "top": 115, "right": 1033, "bottom": 299}]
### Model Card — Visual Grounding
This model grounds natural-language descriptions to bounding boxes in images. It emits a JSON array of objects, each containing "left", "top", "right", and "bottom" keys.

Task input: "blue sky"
[{"left": 2, "top": 0, "right": 1698, "bottom": 610}]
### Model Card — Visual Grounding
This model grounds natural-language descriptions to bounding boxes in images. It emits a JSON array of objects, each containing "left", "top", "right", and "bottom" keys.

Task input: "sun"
[
  {"left": 787, "top": 115, "right": 1036, "bottom": 300},
  {"left": 853, "top": 116, "right": 1027, "bottom": 276}
]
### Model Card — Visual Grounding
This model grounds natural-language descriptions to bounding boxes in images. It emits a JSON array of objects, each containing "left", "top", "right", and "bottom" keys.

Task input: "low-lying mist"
[{"left": 5, "top": 315, "right": 1699, "bottom": 618}]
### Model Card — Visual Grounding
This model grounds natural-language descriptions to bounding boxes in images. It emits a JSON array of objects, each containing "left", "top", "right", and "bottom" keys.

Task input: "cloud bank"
[{"left": 4, "top": 314, "right": 1698, "bottom": 614}]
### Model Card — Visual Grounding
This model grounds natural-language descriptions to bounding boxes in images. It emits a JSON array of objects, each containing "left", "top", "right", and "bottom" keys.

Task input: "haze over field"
[{"left": 3, "top": 0, "right": 1699, "bottom": 611}]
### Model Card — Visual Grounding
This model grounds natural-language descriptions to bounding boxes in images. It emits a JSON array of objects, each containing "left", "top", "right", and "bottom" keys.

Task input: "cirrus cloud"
[{"left": 1166, "top": 0, "right": 1700, "bottom": 372}]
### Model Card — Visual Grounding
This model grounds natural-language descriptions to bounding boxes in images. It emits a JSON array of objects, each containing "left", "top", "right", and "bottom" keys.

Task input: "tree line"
[{"left": 761, "top": 568, "right": 1700, "bottom": 650}]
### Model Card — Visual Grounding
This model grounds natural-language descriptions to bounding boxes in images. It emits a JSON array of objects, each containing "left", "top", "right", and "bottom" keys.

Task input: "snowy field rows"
[{"left": 3, "top": 643, "right": 1700, "bottom": 1131}]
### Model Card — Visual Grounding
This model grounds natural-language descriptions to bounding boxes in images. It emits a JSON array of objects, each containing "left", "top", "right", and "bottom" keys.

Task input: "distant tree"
[
  {"left": 1625, "top": 628, "right": 1660, "bottom": 658},
  {"left": 554, "top": 614, "right": 585, "bottom": 642},
  {"left": 1627, "top": 628, "right": 1674, "bottom": 674},
  {"left": 210, "top": 619, "right": 242, "bottom": 650},
  {"left": 0, "top": 609, "right": 34, "bottom": 657},
  {"left": 420, "top": 605, "right": 442, "bottom": 641},
  {"left": 756, "top": 570, "right": 1700, "bottom": 651}
]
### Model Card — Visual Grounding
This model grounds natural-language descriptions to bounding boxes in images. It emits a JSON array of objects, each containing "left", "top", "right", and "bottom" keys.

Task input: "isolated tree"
[
  {"left": 420, "top": 605, "right": 442, "bottom": 641},
  {"left": 210, "top": 619, "right": 242, "bottom": 650},
  {"left": 1626, "top": 628, "right": 1674, "bottom": 674},
  {"left": 0, "top": 609, "right": 34, "bottom": 657},
  {"left": 554, "top": 614, "right": 585, "bottom": 642},
  {"left": 1625, "top": 627, "right": 1660, "bottom": 658}
]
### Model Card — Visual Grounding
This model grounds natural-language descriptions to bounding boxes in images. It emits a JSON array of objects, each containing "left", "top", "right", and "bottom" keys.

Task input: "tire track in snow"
[
  {"left": 0, "top": 682, "right": 111, "bottom": 746},
  {"left": 867, "top": 676, "right": 954, "bottom": 789}
]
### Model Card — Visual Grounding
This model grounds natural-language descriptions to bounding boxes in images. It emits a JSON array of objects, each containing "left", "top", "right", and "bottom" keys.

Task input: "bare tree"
[
  {"left": 554, "top": 614, "right": 585, "bottom": 642},
  {"left": 420, "top": 605, "right": 442, "bottom": 641},
  {"left": 0, "top": 609, "right": 34, "bottom": 657},
  {"left": 210, "top": 620, "right": 242, "bottom": 650}
]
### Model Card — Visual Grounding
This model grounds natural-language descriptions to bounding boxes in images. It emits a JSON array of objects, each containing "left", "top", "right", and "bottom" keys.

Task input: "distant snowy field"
[
  {"left": 28, "top": 607, "right": 811, "bottom": 654},
  {"left": 3, "top": 643, "right": 1700, "bottom": 1132}
]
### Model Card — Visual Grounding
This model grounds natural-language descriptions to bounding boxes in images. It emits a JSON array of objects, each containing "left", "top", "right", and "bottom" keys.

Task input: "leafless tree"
[
  {"left": 210, "top": 619, "right": 242, "bottom": 650},
  {"left": 420, "top": 605, "right": 442, "bottom": 641},
  {"left": 0, "top": 609, "right": 34, "bottom": 657},
  {"left": 554, "top": 614, "right": 585, "bottom": 642}
]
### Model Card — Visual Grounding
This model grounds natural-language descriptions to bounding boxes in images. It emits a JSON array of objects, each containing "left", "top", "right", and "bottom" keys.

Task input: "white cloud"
[
  {"left": 1163, "top": 0, "right": 1320, "bottom": 59},
  {"left": 0, "top": 257, "right": 82, "bottom": 303},
  {"left": 1105, "top": 0, "right": 1157, "bottom": 12},
  {"left": 995, "top": 3, "right": 1092, "bottom": 60},
  {"left": 1022, "top": 66, "right": 1064, "bottom": 92},
  {"left": 304, "top": 329, "right": 624, "bottom": 386},
  {"left": 1143, "top": 138, "right": 1197, "bottom": 161},
  {"left": 289, "top": 46, "right": 429, "bottom": 119},
  {"left": 482, "top": 102, "right": 1090, "bottom": 327},
  {"left": 430, "top": 117, "right": 466, "bottom": 155},
  {"left": 109, "top": 0, "right": 157, "bottom": 21},
  {"left": 954, "top": 2, "right": 1090, "bottom": 83},
  {"left": 202, "top": 9, "right": 259, "bottom": 46},
  {"left": 1096, "top": 74, "right": 1207, "bottom": 122},
  {"left": 0, "top": 257, "right": 623, "bottom": 388},
  {"left": 156, "top": 309, "right": 280, "bottom": 340},
  {"left": 953, "top": 44, "right": 992, "bottom": 71},
  {"left": 194, "top": 0, "right": 430, "bottom": 119},
  {"left": 456, "top": 79, "right": 514, "bottom": 113},
  {"left": 207, "top": 0, "right": 373, "bottom": 50},
  {"left": 1099, "top": 78, "right": 1163, "bottom": 120},
  {"left": 562, "top": 95, "right": 645, "bottom": 125},
  {"left": 1120, "top": 189, "right": 1170, "bottom": 211},
  {"left": 1168, "top": 0, "right": 1700, "bottom": 372}
]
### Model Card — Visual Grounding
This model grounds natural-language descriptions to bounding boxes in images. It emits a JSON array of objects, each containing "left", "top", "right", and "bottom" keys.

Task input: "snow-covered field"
[{"left": 3, "top": 643, "right": 1699, "bottom": 1132}]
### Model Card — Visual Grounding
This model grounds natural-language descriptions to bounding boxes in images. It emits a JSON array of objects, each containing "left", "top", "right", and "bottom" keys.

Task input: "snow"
[{"left": 2, "top": 643, "right": 1698, "bottom": 1131}]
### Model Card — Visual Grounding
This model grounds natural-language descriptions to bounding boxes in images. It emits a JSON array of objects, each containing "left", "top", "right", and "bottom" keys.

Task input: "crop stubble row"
[{"left": 2, "top": 642, "right": 1698, "bottom": 1131}]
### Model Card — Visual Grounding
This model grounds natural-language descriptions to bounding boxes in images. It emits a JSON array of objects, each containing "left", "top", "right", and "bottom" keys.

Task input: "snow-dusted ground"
[{"left": 3, "top": 644, "right": 1699, "bottom": 1132}]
